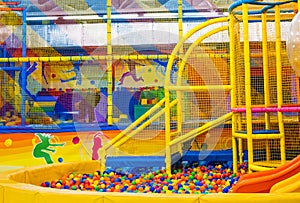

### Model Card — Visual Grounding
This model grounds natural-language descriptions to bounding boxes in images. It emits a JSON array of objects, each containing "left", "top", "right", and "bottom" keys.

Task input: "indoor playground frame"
[{"left": 1, "top": 0, "right": 300, "bottom": 202}]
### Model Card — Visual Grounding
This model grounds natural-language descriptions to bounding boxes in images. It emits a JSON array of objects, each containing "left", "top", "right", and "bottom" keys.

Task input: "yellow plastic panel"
[
  {"left": 2, "top": 183, "right": 40, "bottom": 203},
  {"left": 0, "top": 184, "right": 4, "bottom": 203},
  {"left": 1, "top": 161, "right": 300, "bottom": 203},
  {"left": 270, "top": 172, "right": 300, "bottom": 193},
  {"left": 104, "top": 193, "right": 200, "bottom": 203},
  {"left": 199, "top": 193, "right": 300, "bottom": 203},
  {"left": 9, "top": 160, "right": 100, "bottom": 185},
  {"left": 37, "top": 189, "right": 105, "bottom": 203},
  {"left": 1, "top": 183, "right": 105, "bottom": 203}
]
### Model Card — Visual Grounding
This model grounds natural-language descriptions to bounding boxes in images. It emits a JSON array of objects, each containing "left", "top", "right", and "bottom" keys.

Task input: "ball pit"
[
  {"left": 3, "top": 160, "right": 300, "bottom": 203},
  {"left": 40, "top": 162, "right": 247, "bottom": 194}
]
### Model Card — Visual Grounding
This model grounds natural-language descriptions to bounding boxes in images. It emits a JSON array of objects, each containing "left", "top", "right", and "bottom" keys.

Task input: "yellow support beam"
[
  {"left": 229, "top": 11, "right": 239, "bottom": 173},
  {"left": 167, "top": 85, "right": 231, "bottom": 91},
  {"left": 274, "top": 5, "right": 286, "bottom": 165},
  {"left": 261, "top": 11, "right": 272, "bottom": 163},
  {"left": 242, "top": 3, "right": 254, "bottom": 173},
  {"left": 106, "top": 0, "right": 113, "bottom": 125},
  {"left": 233, "top": 132, "right": 284, "bottom": 140},
  {"left": 0, "top": 54, "right": 170, "bottom": 62}
]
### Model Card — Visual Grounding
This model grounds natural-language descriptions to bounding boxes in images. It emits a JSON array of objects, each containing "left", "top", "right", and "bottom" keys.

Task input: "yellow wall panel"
[
  {"left": 104, "top": 193, "right": 200, "bottom": 203},
  {"left": 199, "top": 193, "right": 300, "bottom": 203}
]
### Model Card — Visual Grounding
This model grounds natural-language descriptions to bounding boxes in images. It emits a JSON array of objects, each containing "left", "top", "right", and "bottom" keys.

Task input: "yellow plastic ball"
[
  {"left": 135, "top": 179, "right": 140, "bottom": 184},
  {"left": 4, "top": 139, "right": 12, "bottom": 147}
]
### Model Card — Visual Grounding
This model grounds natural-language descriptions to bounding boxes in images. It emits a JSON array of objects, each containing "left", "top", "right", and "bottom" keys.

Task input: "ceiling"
[{"left": 1, "top": 0, "right": 232, "bottom": 16}]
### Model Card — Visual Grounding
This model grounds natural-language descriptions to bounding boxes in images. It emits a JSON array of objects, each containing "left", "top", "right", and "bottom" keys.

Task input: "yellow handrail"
[
  {"left": 113, "top": 99, "right": 178, "bottom": 149},
  {"left": 102, "top": 98, "right": 166, "bottom": 151}
]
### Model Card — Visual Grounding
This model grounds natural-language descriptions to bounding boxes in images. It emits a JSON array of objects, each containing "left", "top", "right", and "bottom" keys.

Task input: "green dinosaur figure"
[{"left": 33, "top": 133, "right": 65, "bottom": 164}]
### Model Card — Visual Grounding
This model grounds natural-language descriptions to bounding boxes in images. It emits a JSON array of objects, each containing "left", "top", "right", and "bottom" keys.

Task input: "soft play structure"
[
  {"left": 100, "top": 0, "right": 300, "bottom": 174},
  {"left": 1, "top": 0, "right": 300, "bottom": 203}
]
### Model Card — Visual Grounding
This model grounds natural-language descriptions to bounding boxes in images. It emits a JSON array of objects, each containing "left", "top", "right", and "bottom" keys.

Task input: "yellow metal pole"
[
  {"left": 242, "top": 3, "right": 254, "bottom": 173},
  {"left": 106, "top": 0, "right": 113, "bottom": 125},
  {"left": 262, "top": 12, "right": 270, "bottom": 129},
  {"left": 234, "top": 133, "right": 284, "bottom": 139},
  {"left": 236, "top": 22, "right": 243, "bottom": 165},
  {"left": 229, "top": 13, "right": 244, "bottom": 165},
  {"left": 100, "top": 0, "right": 112, "bottom": 172},
  {"left": 168, "top": 85, "right": 231, "bottom": 91},
  {"left": 229, "top": 12, "right": 239, "bottom": 173},
  {"left": 178, "top": 0, "right": 183, "bottom": 41},
  {"left": 275, "top": 5, "right": 286, "bottom": 164},
  {"left": 0, "top": 54, "right": 170, "bottom": 62},
  {"left": 261, "top": 12, "right": 271, "bottom": 162},
  {"left": 165, "top": 86, "right": 172, "bottom": 175},
  {"left": 165, "top": 0, "right": 183, "bottom": 175},
  {"left": 0, "top": 55, "right": 106, "bottom": 62},
  {"left": 175, "top": 0, "right": 184, "bottom": 141}
]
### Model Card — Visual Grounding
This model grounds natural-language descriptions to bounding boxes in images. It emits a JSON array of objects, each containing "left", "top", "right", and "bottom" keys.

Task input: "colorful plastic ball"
[
  {"left": 4, "top": 138, "right": 12, "bottom": 147},
  {"left": 72, "top": 136, "right": 80, "bottom": 144},
  {"left": 222, "top": 186, "right": 230, "bottom": 193},
  {"left": 39, "top": 161, "right": 247, "bottom": 194},
  {"left": 56, "top": 183, "right": 62, "bottom": 188}
]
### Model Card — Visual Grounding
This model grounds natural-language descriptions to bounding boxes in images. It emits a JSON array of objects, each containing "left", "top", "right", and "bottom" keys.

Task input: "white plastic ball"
[{"left": 287, "top": 12, "right": 300, "bottom": 76}]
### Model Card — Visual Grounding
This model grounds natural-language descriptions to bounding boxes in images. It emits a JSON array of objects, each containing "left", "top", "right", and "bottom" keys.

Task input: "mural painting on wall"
[
  {"left": 91, "top": 131, "right": 109, "bottom": 160},
  {"left": 114, "top": 58, "right": 179, "bottom": 87},
  {"left": 0, "top": 131, "right": 112, "bottom": 168},
  {"left": 31, "top": 131, "right": 110, "bottom": 164},
  {"left": 32, "top": 133, "right": 65, "bottom": 164},
  {"left": 60, "top": 59, "right": 82, "bottom": 85},
  {"left": 31, "top": 56, "right": 179, "bottom": 90}
]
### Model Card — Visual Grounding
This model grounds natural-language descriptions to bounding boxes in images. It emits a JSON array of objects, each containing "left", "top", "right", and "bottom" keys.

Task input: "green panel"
[{"left": 134, "top": 104, "right": 154, "bottom": 120}]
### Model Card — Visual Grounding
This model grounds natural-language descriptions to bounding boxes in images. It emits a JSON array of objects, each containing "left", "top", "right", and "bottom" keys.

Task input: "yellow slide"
[{"left": 270, "top": 172, "right": 300, "bottom": 193}]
